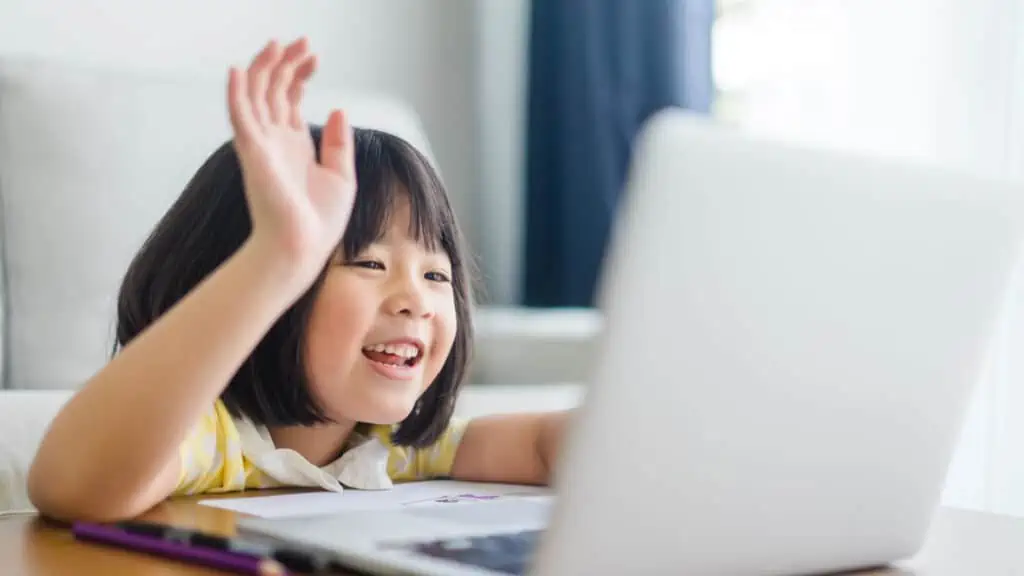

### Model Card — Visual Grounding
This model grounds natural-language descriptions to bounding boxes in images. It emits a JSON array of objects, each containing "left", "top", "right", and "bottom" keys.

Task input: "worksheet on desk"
[{"left": 199, "top": 480, "right": 552, "bottom": 519}]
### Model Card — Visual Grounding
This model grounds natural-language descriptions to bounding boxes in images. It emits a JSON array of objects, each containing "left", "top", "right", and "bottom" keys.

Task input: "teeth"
[{"left": 364, "top": 343, "right": 419, "bottom": 358}]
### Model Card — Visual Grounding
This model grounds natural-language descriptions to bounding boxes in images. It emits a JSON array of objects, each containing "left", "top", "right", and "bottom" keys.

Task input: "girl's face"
[{"left": 303, "top": 195, "right": 458, "bottom": 425}]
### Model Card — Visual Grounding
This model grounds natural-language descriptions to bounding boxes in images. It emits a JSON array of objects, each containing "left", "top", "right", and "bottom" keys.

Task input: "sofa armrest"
[
  {"left": 0, "top": 390, "right": 73, "bottom": 514},
  {"left": 470, "top": 307, "right": 602, "bottom": 385},
  {"left": 455, "top": 383, "right": 583, "bottom": 418}
]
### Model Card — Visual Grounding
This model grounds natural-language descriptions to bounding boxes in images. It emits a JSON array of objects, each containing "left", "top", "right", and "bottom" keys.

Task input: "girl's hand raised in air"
[{"left": 227, "top": 37, "right": 357, "bottom": 288}]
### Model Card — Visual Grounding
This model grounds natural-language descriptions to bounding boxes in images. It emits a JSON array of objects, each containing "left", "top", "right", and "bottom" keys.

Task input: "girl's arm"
[
  {"left": 28, "top": 240, "right": 306, "bottom": 522},
  {"left": 449, "top": 411, "right": 571, "bottom": 485},
  {"left": 28, "top": 37, "right": 357, "bottom": 523}
]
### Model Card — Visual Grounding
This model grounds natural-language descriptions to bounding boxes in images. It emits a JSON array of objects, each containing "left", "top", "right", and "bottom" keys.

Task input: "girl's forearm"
[
  {"left": 28, "top": 240, "right": 308, "bottom": 520},
  {"left": 538, "top": 411, "right": 571, "bottom": 484}
]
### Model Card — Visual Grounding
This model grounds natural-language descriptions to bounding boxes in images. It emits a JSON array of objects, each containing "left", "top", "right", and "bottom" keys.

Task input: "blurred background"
[
  {"left": 6, "top": 0, "right": 1015, "bottom": 308},
  {"left": 3, "top": 0, "right": 1024, "bottom": 517}
]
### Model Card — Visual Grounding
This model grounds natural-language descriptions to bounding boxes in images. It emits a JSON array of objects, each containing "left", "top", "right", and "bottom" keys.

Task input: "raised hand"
[{"left": 227, "top": 37, "right": 358, "bottom": 286}]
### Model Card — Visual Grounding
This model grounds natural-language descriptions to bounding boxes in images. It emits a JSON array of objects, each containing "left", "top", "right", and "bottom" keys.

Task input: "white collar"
[{"left": 232, "top": 416, "right": 394, "bottom": 492}]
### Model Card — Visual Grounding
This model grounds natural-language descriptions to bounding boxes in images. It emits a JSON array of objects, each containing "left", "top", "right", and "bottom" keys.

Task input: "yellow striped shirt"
[{"left": 174, "top": 400, "right": 468, "bottom": 495}]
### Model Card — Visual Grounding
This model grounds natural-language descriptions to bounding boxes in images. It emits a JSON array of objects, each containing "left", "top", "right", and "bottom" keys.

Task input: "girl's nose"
[{"left": 386, "top": 282, "right": 433, "bottom": 319}]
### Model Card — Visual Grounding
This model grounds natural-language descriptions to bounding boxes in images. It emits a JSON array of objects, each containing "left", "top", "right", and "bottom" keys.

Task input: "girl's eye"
[
  {"left": 426, "top": 271, "right": 452, "bottom": 283},
  {"left": 350, "top": 260, "right": 385, "bottom": 270}
]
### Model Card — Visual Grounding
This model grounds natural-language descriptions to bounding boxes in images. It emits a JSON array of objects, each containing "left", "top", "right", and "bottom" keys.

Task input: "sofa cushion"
[{"left": 0, "top": 57, "right": 433, "bottom": 390}]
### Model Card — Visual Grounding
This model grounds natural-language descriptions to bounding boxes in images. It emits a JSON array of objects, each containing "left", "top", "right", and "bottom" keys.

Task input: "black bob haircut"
[{"left": 114, "top": 126, "right": 475, "bottom": 448}]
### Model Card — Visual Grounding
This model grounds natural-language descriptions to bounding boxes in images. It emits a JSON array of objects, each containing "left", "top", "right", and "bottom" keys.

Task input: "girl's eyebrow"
[
  {"left": 422, "top": 248, "right": 453, "bottom": 267},
  {"left": 357, "top": 240, "right": 450, "bottom": 263},
  {"left": 425, "top": 255, "right": 453, "bottom": 269}
]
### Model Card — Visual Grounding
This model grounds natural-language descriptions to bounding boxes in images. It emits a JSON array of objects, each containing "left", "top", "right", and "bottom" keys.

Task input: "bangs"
[{"left": 337, "top": 130, "right": 452, "bottom": 260}]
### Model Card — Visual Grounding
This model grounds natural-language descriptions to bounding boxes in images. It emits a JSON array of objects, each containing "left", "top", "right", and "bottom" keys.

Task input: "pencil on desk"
[
  {"left": 117, "top": 519, "right": 338, "bottom": 574},
  {"left": 71, "top": 522, "right": 289, "bottom": 575}
]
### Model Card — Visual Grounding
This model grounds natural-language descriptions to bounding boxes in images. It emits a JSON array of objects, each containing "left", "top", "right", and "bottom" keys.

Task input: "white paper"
[{"left": 200, "top": 480, "right": 552, "bottom": 519}]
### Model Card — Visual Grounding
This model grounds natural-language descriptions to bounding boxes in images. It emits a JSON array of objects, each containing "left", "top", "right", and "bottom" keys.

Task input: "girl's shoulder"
[
  {"left": 183, "top": 399, "right": 240, "bottom": 447},
  {"left": 175, "top": 399, "right": 251, "bottom": 495},
  {"left": 366, "top": 417, "right": 472, "bottom": 482}
]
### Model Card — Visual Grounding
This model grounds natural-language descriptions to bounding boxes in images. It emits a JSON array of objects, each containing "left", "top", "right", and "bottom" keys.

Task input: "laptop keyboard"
[{"left": 408, "top": 529, "right": 543, "bottom": 575}]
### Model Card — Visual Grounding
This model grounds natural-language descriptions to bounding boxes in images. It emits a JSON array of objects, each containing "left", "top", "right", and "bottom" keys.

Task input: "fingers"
[
  {"left": 232, "top": 37, "right": 318, "bottom": 136},
  {"left": 227, "top": 67, "right": 257, "bottom": 146},
  {"left": 320, "top": 109, "right": 355, "bottom": 178},
  {"left": 288, "top": 54, "right": 318, "bottom": 130},
  {"left": 267, "top": 38, "right": 311, "bottom": 124},
  {"left": 246, "top": 40, "right": 280, "bottom": 124}
]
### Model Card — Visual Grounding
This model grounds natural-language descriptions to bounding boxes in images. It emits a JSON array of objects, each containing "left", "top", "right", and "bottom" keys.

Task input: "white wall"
[
  {"left": 473, "top": 1, "right": 531, "bottom": 304},
  {"left": 0, "top": 0, "right": 483, "bottom": 287},
  {"left": 724, "top": 0, "right": 943, "bottom": 162}
]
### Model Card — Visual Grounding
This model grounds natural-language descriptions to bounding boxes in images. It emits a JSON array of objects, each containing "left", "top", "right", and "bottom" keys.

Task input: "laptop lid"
[{"left": 534, "top": 110, "right": 1024, "bottom": 575}]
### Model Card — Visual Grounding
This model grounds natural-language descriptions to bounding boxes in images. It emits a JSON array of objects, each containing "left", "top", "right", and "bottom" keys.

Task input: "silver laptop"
[{"left": 238, "top": 110, "right": 1024, "bottom": 575}]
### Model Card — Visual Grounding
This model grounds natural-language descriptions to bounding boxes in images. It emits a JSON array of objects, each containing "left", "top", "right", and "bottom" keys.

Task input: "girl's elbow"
[
  {"left": 26, "top": 452, "right": 72, "bottom": 519},
  {"left": 27, "top": 462, "right": 94, "bottom": 522},
  {"left": 28, "top": 479, "right": 153, "bottom": 523},
  {"left": 27, "top": 458, "right": 155, "bottom": 523}
]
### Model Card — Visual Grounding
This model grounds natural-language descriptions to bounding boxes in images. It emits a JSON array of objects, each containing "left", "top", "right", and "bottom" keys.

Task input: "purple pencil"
[{"left": 72, "top": 522, "right": 287, "bottom": 575}]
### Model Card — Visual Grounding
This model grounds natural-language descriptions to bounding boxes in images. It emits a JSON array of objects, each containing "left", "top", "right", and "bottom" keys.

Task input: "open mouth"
[{"left": 361, "top": 341, "right": 424, "bottom": 369}]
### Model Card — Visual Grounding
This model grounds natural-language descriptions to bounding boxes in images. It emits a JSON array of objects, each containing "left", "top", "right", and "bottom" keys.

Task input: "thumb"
[{"left": 320, "top": 109, "right": 354, "bottom": 177}]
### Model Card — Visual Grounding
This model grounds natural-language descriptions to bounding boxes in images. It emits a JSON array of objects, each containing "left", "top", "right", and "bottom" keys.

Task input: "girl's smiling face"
[
  {"left": 121, "top": 126, "right": 475, "bottom": 448},
  {"left": 303, "top": 194, "right": 458, "bottom": 425}
]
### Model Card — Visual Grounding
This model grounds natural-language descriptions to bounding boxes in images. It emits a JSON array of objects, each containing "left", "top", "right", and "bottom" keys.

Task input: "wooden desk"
[{"left": 2, "top": 498, "right": 1023, "bottom": 575}]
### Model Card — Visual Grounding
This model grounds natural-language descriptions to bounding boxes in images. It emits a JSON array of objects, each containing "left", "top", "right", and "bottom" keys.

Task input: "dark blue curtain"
[{"left": 522, "top": 0, "right": 715, "bottom": 307}]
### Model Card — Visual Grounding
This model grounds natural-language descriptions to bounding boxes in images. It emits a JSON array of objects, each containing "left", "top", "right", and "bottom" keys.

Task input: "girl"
[{"left": 27, "top": 37, "right": 569, "bottom": 523}]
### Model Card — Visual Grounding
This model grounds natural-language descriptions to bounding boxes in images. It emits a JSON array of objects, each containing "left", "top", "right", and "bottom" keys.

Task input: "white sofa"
[{"left": 0, "top": 57, "right": 593, "bottom": 514}]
